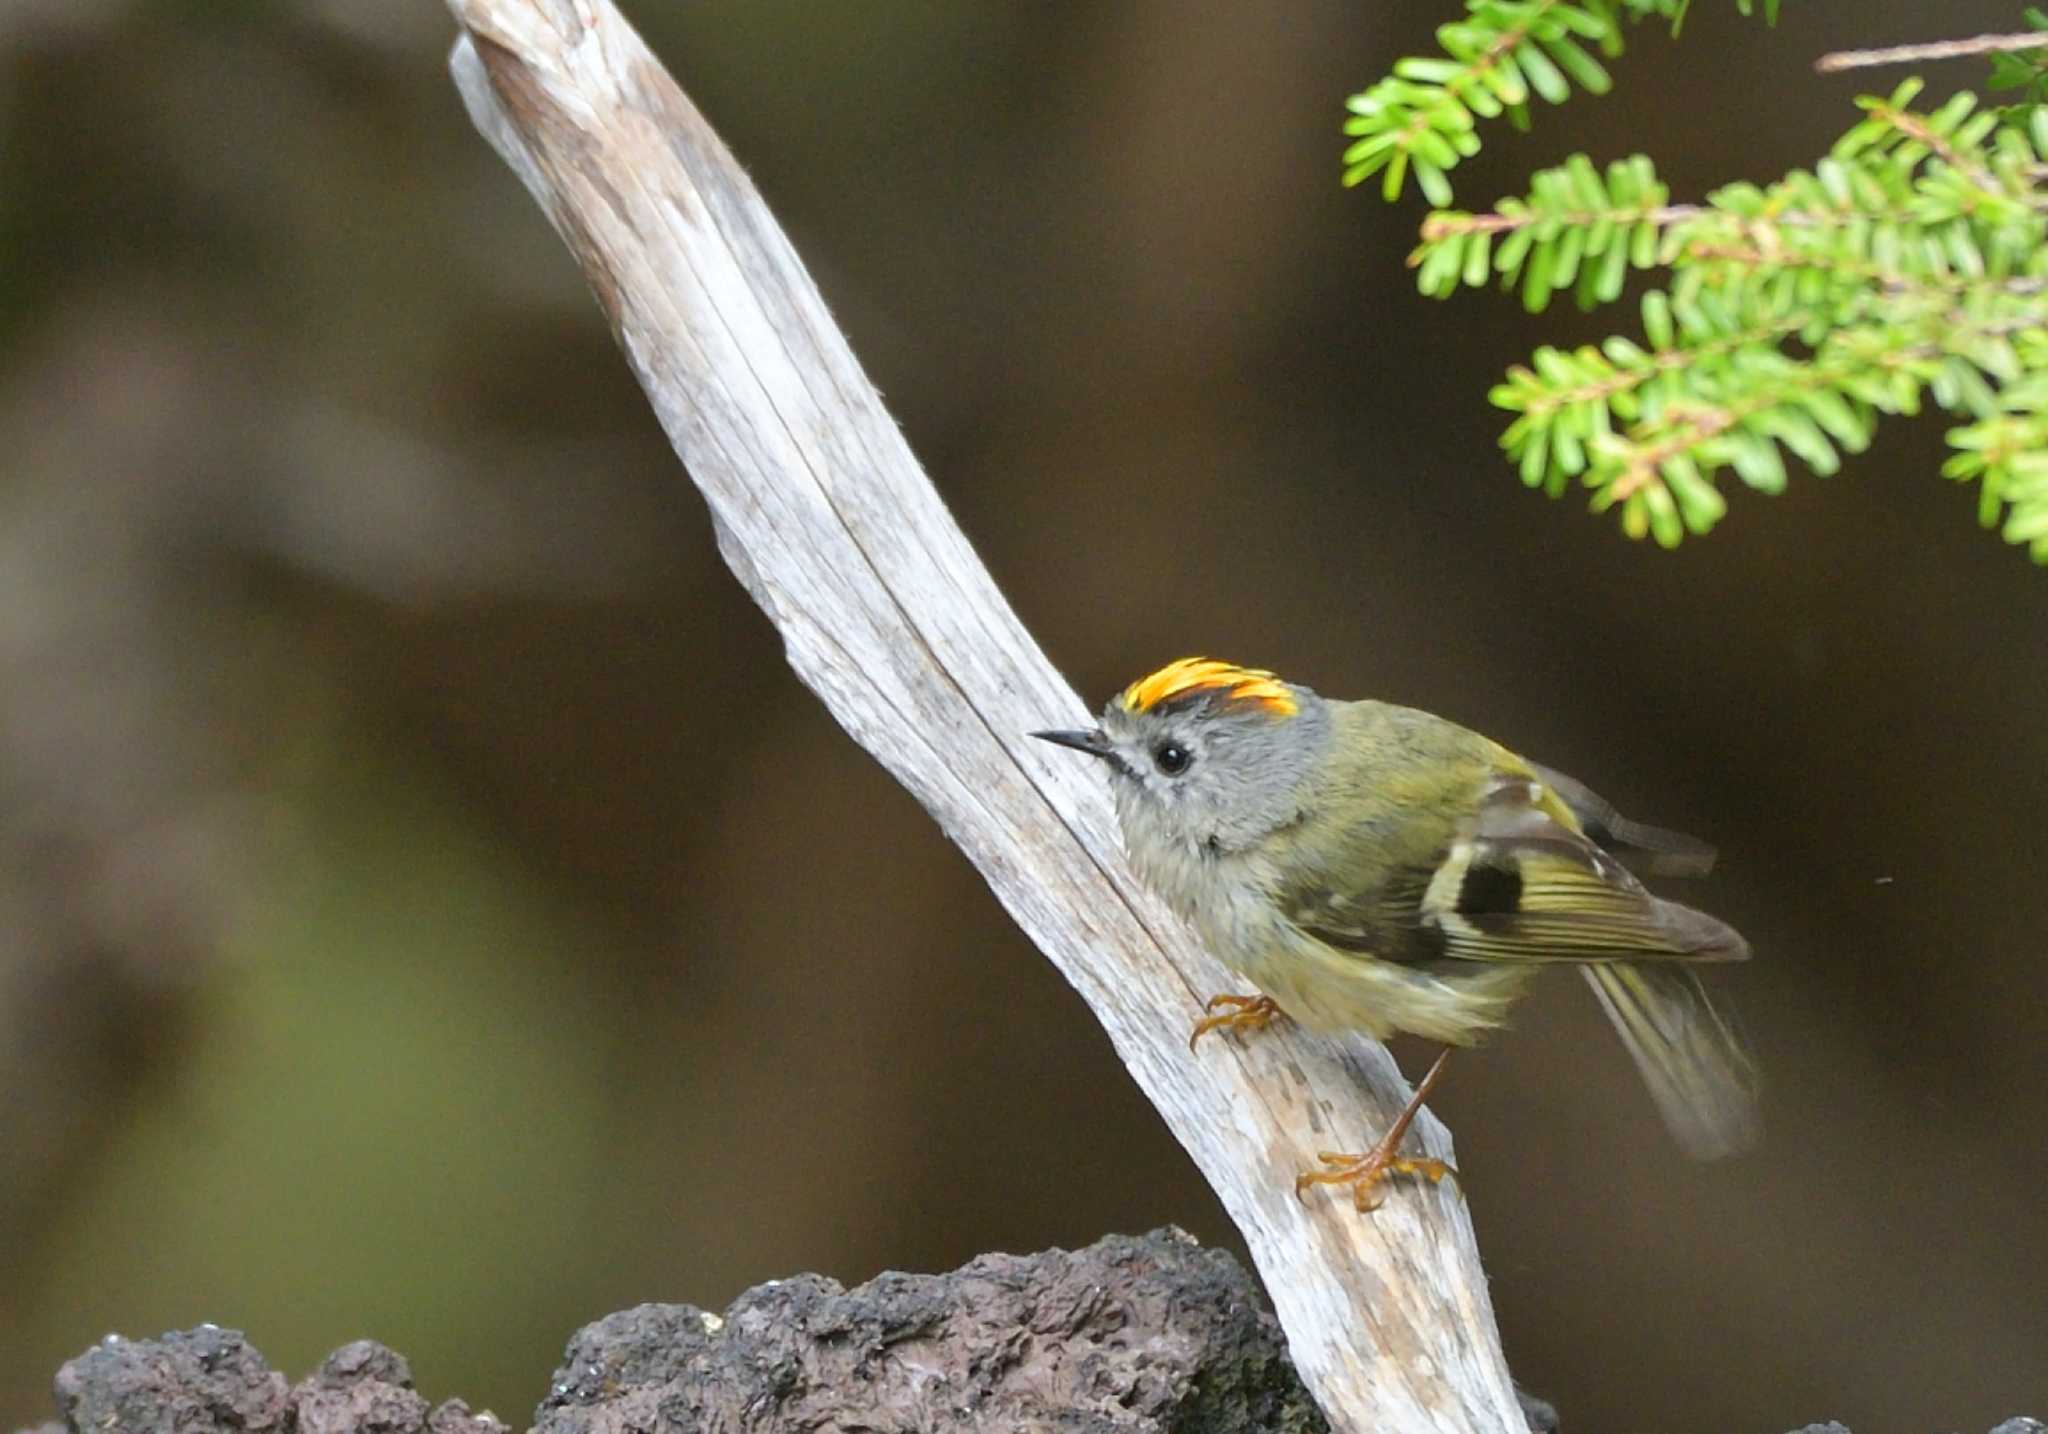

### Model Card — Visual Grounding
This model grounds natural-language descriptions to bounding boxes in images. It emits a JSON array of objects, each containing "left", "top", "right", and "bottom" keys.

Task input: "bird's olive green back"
[{"left": 1271, "top": 700, "right": 1744, "bottom": 968}]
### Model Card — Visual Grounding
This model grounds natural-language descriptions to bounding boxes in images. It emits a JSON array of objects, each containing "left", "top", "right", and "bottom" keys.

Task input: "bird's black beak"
[{"left": 1032, "top": 727, "right": 1112, "bottom": 760}]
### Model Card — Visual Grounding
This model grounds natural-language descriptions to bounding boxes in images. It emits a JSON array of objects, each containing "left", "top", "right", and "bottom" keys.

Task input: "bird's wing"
[
  {"left": 1423, "top": 772, "right": 1749, "bottom": 965},
  {"left": 1526, "top": 761, "right": 1719, "bottom": 878},
  {"left": 1281, "top": 769, "right": 1747, "bottom": 967},
  {"left": 1275, "top": 729, "right": 1762, "bottom": 1154}
]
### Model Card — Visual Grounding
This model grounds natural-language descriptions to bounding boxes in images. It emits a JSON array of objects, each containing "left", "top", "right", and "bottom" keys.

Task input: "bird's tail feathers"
[{"left": 1583, "top": 960, "right": 1762, "bottom": 1160}]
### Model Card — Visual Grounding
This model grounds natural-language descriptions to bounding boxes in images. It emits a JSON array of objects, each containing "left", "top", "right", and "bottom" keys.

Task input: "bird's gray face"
[{"left": 1036, "top": 690, "right": 1330, "bottom": 858}]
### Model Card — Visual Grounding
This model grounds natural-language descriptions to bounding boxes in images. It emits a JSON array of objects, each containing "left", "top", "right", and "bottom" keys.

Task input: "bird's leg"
[
  {"left": 1295, "top": 1046, "right": 1460, "bottom": 1213},
  {"left": 1187, "top": 992, "right": 1285, "bottom": 1052}
]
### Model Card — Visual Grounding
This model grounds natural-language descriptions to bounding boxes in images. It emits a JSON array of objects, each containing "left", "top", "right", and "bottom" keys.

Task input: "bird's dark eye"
[{"left": 1152, "top": 741, "right": 1192, "bottom": 776}]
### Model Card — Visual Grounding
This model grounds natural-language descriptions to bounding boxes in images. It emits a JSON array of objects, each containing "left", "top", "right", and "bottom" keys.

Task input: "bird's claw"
[
  {"left": 1188, "top": 993, "right": 1283, "bottom": 1052},
  {"left": 1294, "top": 1147, "right": 1460, "bottom": 1213}
]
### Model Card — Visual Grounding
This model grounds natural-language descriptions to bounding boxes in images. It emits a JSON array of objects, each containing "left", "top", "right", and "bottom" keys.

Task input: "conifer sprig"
[
  {"left": 1388, "top": 61, "right": 2048, "bottom": 559},
  {"left": 1342, "top": 0, "right": 1779, "bottom": 203}
]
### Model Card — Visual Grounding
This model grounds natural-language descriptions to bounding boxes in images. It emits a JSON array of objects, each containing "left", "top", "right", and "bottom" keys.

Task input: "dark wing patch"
[{"left": 1455, "top": 860, "right": 1522, "bottom": 916}]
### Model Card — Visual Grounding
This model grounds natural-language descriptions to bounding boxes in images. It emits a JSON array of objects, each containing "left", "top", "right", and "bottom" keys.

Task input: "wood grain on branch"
[{"left": 442, "top": 4, "right": 1524, "bottom": 1429}]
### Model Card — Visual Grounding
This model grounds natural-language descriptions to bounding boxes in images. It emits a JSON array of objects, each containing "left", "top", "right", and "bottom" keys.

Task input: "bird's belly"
[
  {"left": 1198, "top": 906, "right": 1536, "bottom": 1046},
  {"left": 1154, "top": 846, "right": 1537, "bottom": 1046}
]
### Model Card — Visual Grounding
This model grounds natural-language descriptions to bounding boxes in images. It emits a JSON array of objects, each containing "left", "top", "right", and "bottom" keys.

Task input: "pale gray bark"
[{"left": 441, "top": 4, "right": 1525, "bottom": 1430}]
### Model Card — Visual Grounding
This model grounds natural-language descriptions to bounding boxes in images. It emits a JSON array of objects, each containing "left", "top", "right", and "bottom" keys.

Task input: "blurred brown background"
[{"left": 3, "top": 2, "right": 2044, "bottom": 1431}]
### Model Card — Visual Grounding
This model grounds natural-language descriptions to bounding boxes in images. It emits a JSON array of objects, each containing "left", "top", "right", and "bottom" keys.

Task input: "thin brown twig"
[
  {"left": 1815, "top": 32, "right": 2048, "bottom": 75},
  {"left": 1679, "top": 242, "right": 2048, "bottom": 299},
  {"left": 1419, "top": 203, "right": 1705, "bottom": 240},
  {"left": 1418, "top": 201, "right": 1928, "bottom": 247}
]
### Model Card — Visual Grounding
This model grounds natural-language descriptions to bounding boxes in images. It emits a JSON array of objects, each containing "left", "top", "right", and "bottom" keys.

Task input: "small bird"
[{"left": 1035, "top": 658, "right": 1760, "bottom": 1211}]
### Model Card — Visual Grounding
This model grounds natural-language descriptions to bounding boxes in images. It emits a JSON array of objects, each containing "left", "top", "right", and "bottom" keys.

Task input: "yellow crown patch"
[{"left": 1118, "top": 658, "right": 1298, "bottom": 718}]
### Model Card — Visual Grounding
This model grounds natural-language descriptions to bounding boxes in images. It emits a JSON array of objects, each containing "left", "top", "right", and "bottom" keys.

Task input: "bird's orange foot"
[
  {"left": 1294, "top": 1145, "right": 1460, "bottom": 1213},
  {"left": 1188, "top": 993, "right": 1284, "bottom": 1052}
]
